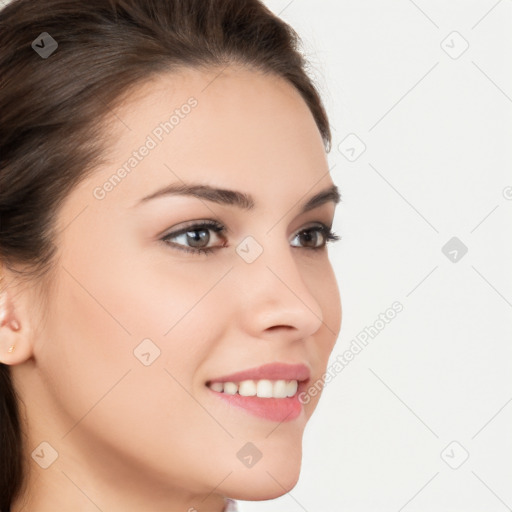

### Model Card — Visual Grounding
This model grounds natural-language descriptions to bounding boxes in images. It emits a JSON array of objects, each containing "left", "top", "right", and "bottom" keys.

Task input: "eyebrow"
[{"left": 134, "top": 182, "right": 341, "bottom": 214}]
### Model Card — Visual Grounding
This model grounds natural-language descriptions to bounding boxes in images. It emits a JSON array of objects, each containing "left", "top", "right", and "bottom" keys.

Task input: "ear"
[{"left": 0, "top": 272, "right": 34, "bottom": 365}]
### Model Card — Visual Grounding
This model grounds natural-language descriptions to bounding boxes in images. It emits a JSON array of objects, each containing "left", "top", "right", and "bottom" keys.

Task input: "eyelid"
[
  {"left": 160, "top": 216, "right": 332, "bottom": 238},
  {"left": 159, "top": 220, "right": 226, "bottom": 255},
  {"left": 160, "top": 219, "right": 226, "bottom": 238}
]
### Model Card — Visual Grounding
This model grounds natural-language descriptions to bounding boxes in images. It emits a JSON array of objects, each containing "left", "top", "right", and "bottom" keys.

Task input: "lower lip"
[{"left": 207, "top": 388, "right": 304, "bottom": 422}]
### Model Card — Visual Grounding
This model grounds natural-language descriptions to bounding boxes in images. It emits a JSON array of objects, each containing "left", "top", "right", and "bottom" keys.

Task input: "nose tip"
[
  {"left": 263, "top": 263, "right": 324, "bottom": 333},
  {"left": 232, "top": 241, "right": 327, "bottom": 340}
]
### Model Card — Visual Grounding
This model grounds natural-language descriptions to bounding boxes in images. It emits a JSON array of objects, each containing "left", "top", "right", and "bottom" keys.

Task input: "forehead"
[{"left": 87, "top": 65, "right": 330, "bottom": 207}]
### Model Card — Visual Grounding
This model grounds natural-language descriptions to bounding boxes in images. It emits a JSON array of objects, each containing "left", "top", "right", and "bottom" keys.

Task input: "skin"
[{"left": 0, "top": 65, "right": 342, "bottom": 512}]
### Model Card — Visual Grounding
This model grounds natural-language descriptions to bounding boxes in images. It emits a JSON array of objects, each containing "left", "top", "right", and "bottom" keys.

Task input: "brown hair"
[{"left": 0, "top": 0, "right": 331, "bottom": 508}]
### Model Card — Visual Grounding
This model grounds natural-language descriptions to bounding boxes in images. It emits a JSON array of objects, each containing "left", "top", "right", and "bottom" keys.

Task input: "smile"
[
  {"left": 206, "top": 379, "right": 298, "bottom": 398},
  {"left": 205, "top": 363, "right": 311, "bottom": 422}
]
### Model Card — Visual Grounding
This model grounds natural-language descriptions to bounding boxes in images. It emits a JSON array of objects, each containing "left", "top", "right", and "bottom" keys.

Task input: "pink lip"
[
  {"left": 206, "top": 362, "right": 311, "bottom": 422},
  {"left": 206, "top": 362, "right": 311, "bottom": 384}
]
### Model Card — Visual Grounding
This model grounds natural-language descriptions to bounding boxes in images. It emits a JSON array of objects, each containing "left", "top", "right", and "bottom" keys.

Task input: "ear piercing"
[{"left": 1, "top": 317, "right": 20, "bottom": 354}]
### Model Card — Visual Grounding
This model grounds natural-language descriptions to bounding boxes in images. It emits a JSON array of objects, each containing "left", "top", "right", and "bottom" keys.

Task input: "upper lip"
[{"left": 206, "top": 362, "right": 311, "bottom": 384}]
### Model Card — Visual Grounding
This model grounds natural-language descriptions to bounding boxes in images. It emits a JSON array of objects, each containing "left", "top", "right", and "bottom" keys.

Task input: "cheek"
[
  {"left": 301, "top": 262, "right": 341, "bottom": 414},
  {"left": 309, "top": 260, "right": 342, "bottom": 349},
  {"left": 35, "top": 257, "right": 236, "bottom": 483},
  {"left": 324, "top": 258, "right": 342, "bottom": 318},
  {"left": 35, "top": 264, "right": 149, "bottom": 427},
  {"left": 48, "top": 253, "right": 229, "bottom": 385},
  {"left": 124, "top": 258, "right": 231, "bottom": 370}
]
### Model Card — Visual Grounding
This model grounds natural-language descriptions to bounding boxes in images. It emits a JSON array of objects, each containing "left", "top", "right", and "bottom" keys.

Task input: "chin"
[{"left": 223, "top": 449, "right": 303, "bottom": 501}]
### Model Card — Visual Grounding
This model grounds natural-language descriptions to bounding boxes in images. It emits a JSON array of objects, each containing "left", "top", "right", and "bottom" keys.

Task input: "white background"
[
  {"left": 239, "top": 1, "right": 512, "bottom": 511},
  {"left": 2, "top": 0, "right": 510, "bottom": 510}
]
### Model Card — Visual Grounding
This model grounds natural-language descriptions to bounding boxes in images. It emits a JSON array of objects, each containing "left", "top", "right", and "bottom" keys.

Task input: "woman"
[{"left": 0, "top": 0, "right": 342, "bottom": 510}]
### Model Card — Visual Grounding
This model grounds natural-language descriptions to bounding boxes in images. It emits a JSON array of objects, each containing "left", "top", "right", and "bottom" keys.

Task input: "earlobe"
[
  {"left": 0, "top": 285, "right": 30, "bottom": 365},
  {"left": 0, "top": 317, "right": 30, "bottom": 365},
  {"left": 5, "top": 318, "right": 21, "bottom": 355}
]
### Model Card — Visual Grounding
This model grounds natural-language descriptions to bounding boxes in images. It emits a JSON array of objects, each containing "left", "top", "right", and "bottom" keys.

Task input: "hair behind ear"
[{"left": 0, "top": 364, "right": 24, "bottom": 511}]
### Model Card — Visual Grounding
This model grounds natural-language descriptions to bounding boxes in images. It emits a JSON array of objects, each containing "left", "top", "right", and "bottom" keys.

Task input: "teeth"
[
  {"left": 286, "top": 379, "right": 298, "bottom": 397},
  {"left": 223, "top": 382, "right": 238, "bottom": 395},
  {"left": 273, "top": 380, "right": 288, "bottom": 398},
  {"left": 208, "top": 379, "right": 299, "bottom": 398},
  {"left": 239, "top": 380, "right": 257, "bottom": 396},
  {"left": 209, "top": 382, "right": 224, "bottom": 393},
  {"left": 256, "top": 379, "right": 273, "bottom": 398}
]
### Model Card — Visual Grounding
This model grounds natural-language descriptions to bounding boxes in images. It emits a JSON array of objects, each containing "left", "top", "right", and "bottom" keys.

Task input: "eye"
[
  {"left": 290, "top": 224, "right": 341, "bottom": 250},
  {"left": 160, "top": 220, "right": 227, "bottom": 255},
  {"left": 160, "top": 220, "right": 341, "bottom": 255}
]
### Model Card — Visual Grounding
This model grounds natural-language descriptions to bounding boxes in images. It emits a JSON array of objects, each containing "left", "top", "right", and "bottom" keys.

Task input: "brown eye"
[
  {"left": 290, "top": 224, "right": 340, "bottom": 250},
  {"left": 182, "top": 228, "right": 210, "bottom": 248},
  {"left": 161, "top": 220, "right": 226, "bottom": 255}
]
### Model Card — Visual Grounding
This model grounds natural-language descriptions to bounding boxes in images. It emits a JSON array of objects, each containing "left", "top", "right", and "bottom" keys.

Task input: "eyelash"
[{"left": 160, "top": 220, "right": 341, "bottom": 256}]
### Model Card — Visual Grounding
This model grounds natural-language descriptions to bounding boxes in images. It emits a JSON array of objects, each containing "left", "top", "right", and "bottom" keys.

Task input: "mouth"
[
  {"left": 206, "top": 379, "right": 300, "bottom": 398},
  {"left": 205, "top": 363, "right": 310, "bottom": 422}
]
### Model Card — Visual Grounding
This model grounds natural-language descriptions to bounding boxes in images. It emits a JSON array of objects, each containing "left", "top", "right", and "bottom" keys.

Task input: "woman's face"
[{"left": 12, "top": 66, "right": 341, "bottom": 508}]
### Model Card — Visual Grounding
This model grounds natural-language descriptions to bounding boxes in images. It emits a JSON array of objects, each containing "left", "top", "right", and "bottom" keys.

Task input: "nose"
[{"left": 232, "top": 235, "right": 326, "bottom": 342}]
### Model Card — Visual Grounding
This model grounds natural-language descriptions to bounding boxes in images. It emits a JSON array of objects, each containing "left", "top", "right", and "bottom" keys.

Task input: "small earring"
[{"left": 7, "top": 344, "right": 15, "bottom": 353}]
